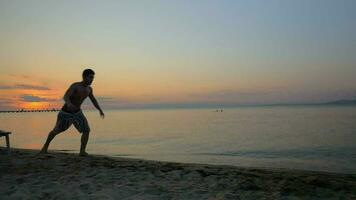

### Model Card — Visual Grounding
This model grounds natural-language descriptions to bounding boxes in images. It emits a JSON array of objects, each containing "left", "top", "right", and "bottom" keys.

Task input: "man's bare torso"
[{"left": 62, "top": 82, "right": 91, "bottom": 113}]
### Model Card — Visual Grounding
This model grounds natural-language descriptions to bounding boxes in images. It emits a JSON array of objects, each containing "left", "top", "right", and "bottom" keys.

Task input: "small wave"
[
  {"left": 93, "top": 137, "right": 180, "bottom": 145},
  {"left": 196, "top": 147, "right": 356, "bottom": 160}
]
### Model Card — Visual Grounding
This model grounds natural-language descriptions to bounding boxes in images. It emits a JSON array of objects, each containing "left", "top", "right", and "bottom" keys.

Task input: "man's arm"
[{"left": 88, "top": 87, "right": 105, "bottom": 118}]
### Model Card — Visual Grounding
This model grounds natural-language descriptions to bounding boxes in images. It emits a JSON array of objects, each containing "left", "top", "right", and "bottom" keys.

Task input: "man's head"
[{"left": 82, "top": 69, "right": 95, "bottom": 85}]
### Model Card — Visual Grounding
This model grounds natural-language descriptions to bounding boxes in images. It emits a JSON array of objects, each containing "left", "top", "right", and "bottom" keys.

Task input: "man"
[{"left": 40, "top": 69, "right": 104, "bottom": 156}]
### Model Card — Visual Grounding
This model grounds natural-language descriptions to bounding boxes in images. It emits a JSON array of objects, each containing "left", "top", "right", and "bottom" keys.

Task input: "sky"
[{"left": 0, "top": 0, "right": 355, "bottom": 110}]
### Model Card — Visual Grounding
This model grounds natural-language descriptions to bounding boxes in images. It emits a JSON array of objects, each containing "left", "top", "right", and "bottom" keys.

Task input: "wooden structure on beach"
[
  {"left": 0, "top": 130, "right": 11, "bottom": 154},
  {"left": 0, "top": 109, "right": 60, "bottom": 113}
]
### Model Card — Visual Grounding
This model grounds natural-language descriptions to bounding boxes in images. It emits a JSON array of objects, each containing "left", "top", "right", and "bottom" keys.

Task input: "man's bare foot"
[
  {"left": 39, "top": 150, "right": 48, "bottom": 154},
  {"left": 79, "top": 152, "right": 89, "bottom": 157}
]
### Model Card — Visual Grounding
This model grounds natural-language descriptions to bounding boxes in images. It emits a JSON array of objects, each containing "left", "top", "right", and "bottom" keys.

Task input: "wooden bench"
[{"left": 0, "top": 130, "right": 11, "bottom": 154}]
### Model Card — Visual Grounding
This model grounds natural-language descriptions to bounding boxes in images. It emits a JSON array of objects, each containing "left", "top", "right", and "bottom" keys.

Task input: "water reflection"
[{"left": 1, "top": 106, "right": 355, "bottom": 173}]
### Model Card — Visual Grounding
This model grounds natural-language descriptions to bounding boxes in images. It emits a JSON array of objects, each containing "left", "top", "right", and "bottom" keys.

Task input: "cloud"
[
  {"left": 188, "top": 90, "right": 273, "bottom": 100},
  {"left": 15, "top": 84, "right": 51, "bottom": 90},
  {"left": 0, "top": 84, "right": 51, "bottom": 90},
  {"left": 0, "top": 85, "right": 13, "bottom": 89},
  {"left": 82, "top": 95, "right": 146, "bottom": 109},
  {"left": 187, "top": 88, "right": 356, "bottom": 105},
  {"left": 20, "top": 95, "right": 57, "bottom": 102},
  {"left": 96, "top": 96, "right": 115, "bottom": 101},
  {"left": 0, "top": 97, "right": 13, "bottom": 104},
  {"left": 0, "top": 97, "right": 17, "bottom": 110},
  {"left": 10, "top": 74, "right": 31, "bottom": 79}
]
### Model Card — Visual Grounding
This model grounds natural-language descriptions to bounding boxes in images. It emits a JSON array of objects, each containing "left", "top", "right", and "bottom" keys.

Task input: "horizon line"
[{"left": 1, "top": 99, "right": 355, "bottom": 112}]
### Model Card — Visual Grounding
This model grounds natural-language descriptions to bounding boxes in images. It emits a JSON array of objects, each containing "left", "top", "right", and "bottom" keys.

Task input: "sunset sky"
[{"left": 0, "top": 0, "right": 355, "bottom": 110}]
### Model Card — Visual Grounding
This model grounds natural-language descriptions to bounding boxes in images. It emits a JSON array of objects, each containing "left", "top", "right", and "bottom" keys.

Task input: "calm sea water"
[{"left": 1, "top": 106, "right": 355, "bottom": 174}]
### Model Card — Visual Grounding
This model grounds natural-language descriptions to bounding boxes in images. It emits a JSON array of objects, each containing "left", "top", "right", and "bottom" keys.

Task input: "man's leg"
[
  {"left": 40, "top": 128, "right": 64, "bottom": 153},
  {"left": 76, "top": 111, "right": 90, "bottom": 156},
  {"left": 40, "top": 114, "right": 69, "bottom": 154},
  {"left": 79, "top": 131, "right": 89, "bottom": 156}
]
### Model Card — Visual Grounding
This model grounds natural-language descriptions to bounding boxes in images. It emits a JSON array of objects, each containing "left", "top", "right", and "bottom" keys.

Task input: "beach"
[{"left": 0, "top": 148, "right": 355, "bottom": 199}]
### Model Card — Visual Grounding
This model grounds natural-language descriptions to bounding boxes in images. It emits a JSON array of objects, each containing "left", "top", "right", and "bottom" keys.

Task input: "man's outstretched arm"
[{"left": 88, "top": 88, "right": 105, "bottom": 118}]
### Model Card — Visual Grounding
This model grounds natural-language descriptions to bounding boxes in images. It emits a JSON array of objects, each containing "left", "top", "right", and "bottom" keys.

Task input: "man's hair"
[{"left": 82, "top": 69, "right": 95, "bottom": 78}]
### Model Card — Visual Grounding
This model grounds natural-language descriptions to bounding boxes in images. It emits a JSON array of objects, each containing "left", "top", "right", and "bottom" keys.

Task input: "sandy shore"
[{"left": 0, "top": 148, "right": 355, "bottom": 199}]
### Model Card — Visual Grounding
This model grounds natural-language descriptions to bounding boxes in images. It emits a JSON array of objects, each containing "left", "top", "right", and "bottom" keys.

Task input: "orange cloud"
[{"left": 0, "top": 80, "right": 63, "bottom": 110}]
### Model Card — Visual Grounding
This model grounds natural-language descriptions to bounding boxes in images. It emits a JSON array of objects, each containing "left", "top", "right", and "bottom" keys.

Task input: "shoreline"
[{"left": 1, "top": 148, "right": 355, "bottom": 199}]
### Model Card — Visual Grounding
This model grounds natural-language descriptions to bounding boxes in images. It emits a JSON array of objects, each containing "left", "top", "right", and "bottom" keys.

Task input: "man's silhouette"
[{"left": 40, "top": 69, "right": 104, "bottom": 156}]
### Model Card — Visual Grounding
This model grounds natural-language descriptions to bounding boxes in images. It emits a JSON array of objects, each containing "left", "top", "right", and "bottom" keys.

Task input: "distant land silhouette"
[
  {"left": 324, "top": 99, "right": 356, "bottom": 105},
  {"left": 249, "top": 99, "right": 356, "bottom": 106}
]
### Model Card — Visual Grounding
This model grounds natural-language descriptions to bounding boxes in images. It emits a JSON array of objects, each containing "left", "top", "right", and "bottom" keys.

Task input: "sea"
[{"left": 1, "top": 105, "right": 355, "bottom": 174}]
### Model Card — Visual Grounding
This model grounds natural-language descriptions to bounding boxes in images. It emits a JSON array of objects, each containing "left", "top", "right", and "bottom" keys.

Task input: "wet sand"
[{"left": 0, "top": 148, "right": 355, "bottom": 199}]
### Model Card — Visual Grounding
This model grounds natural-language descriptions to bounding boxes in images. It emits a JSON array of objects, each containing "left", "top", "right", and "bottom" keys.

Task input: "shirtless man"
[{"left": 40, "top": 69, "right": 105, "bottom": 156}]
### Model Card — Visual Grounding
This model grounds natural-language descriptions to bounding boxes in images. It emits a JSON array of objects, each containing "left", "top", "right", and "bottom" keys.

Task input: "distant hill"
[{"left": 324, "top": 99, "right": 356, "bottom": 105}]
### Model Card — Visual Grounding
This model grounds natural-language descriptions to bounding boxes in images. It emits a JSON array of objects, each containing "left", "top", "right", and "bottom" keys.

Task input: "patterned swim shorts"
[{"left": 56, "top": 110, "right": 90, "bottom": 133}]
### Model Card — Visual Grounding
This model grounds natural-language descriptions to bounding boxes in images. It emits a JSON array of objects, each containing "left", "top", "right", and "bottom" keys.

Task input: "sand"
[{"left": 0, "top": 148, "right": 355, "bottom": 199}]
